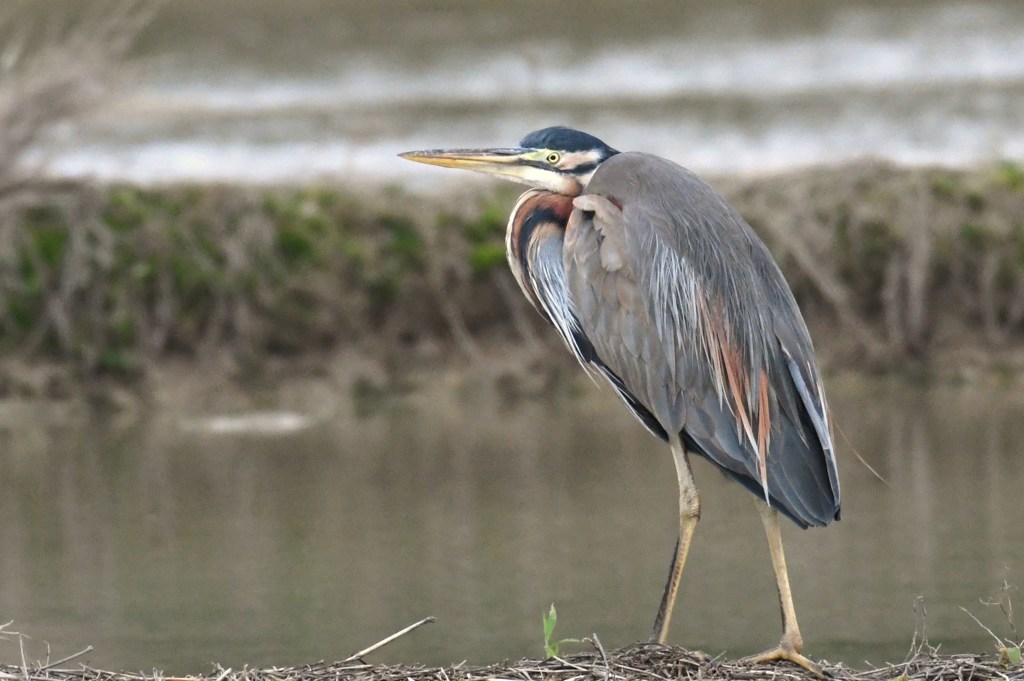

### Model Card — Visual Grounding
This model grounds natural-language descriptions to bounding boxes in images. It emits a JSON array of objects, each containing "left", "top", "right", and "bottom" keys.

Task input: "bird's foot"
[{"left": 742, "top": 644, "right": 828, "bottom": 678}]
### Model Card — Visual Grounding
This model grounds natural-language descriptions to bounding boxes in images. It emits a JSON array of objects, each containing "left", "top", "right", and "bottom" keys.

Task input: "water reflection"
[{"left": 0, "top": 376, "right": 1022, "bottom": 671}]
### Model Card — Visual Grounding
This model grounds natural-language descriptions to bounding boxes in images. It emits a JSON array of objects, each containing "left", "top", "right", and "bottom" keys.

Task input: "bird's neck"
[{"left": 505, "top": 189, "right": 575, "bottom": 307}]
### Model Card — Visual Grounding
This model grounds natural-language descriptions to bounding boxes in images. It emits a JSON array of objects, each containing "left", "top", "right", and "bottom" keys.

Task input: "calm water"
[
  {"left": 14, "top": 0, "right": 1024, "bottom": 185},
  {"left": 1, "top": 376, "right": 1022, "bottom": 672}
]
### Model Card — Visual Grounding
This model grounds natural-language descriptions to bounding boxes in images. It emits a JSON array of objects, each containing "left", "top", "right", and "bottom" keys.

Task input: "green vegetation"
[
  {"left": 542, "top": 604, "right": 579, "bottom": 658},
  {"left": 0, "top": 183, "right": 514, "bottom": 379},
  {"left": 2, "top": 161, "right": 1024, "bottom": 387}
]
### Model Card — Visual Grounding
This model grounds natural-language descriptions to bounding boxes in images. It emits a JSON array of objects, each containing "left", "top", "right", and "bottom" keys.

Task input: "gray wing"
[
  {"left": 524, "top": 219, "right": 672, "bottom": 442},
  {"left": 563, "top": 152, "right": 840, "bottom": 528}
]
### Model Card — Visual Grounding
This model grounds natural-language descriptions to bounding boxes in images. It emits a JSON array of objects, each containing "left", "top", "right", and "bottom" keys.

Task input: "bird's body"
[
  {"left": 515, "top": 152, "right": 839, "bottom": 528},
  {"left": 400, "top": 127, "right": 840, "bottom": 674}
]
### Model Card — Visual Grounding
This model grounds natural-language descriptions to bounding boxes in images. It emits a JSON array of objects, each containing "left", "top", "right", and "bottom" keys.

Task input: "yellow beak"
[
  {"left": 399, "top": 145, "right": 580, "bottom": 194},
  {"left": 399, "top": 147, "right": 532, "bottom": 178}
]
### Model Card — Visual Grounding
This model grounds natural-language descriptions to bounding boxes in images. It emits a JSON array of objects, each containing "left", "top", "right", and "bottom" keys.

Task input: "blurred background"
[
  {"left": 1, "top": 0, "right": 1023, "bottom": 675},
  {"left": 18, "top": 0, "right": 1024, "bottom": 186}
]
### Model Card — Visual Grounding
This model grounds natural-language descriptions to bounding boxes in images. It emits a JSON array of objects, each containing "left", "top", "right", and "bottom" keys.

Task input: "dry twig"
[
  {"left": 343, "top": 617, "right": 438, "bottom": 663},
  {"left": 6, "top": 640, "right": 1020, "bottom": 681}
]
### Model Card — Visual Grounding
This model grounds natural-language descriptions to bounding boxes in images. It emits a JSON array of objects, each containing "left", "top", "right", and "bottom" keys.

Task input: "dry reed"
[{"left": 0, "top": 642, "right": 1020, "bottom": 681}]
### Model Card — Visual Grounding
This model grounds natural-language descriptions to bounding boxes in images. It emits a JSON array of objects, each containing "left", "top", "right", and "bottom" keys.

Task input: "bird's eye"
[{"left": 545, "top": 152, "right": 561, "bottom": 165}]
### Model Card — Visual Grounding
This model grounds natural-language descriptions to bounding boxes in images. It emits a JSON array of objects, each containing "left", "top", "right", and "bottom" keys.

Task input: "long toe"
[{"left": 742, "top": 646, "right": 829, "bottom": 678}]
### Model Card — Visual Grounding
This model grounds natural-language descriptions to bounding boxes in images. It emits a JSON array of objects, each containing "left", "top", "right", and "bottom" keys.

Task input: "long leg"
[
  {"left": 651, "top": 439, "right": 700, "bottom": 643},
  {"left": 743, "top": 503, "right": 825, "bottom": 676}
]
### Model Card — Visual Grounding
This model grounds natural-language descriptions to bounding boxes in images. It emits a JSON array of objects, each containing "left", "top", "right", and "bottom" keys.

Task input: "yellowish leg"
[
  {"left": 651, "top": 440, "right": 701, "bottom": 643},
  {"left": 743, "top": 503, "right": 826, "bottom": 677}
]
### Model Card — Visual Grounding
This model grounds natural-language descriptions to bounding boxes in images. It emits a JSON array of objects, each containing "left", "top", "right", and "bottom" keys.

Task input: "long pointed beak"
[
  {"left": 399, "top": 144, "right": 578, "bottom": 194},
  {"left": 399, "top": 147, "right": 531, "bottom": 178}
]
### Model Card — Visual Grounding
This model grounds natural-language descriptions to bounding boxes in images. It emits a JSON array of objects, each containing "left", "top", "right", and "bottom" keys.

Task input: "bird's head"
[{"left": 399, "top": 126, "right": 619, "bottom": 196}]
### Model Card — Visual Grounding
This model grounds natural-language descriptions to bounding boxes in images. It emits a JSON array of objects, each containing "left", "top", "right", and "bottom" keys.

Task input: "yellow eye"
[{"left": 545, "top": 152, "right": 561, "bottom": 165}]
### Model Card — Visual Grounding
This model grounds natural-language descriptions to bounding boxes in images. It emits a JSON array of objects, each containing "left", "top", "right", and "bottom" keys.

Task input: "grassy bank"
[{"left": 2, "top": 161, "right": 1024, "bottom": 396}]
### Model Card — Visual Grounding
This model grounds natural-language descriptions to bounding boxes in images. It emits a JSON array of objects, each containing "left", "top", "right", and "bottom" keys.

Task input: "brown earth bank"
[{"left": 2, "top": 160, "right": 1024, "bottom": 404}]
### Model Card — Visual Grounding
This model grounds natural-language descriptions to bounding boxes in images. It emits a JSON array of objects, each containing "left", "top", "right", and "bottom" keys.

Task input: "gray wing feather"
[
  {"left": 567, "top": 194, "right": 685, "bottom": 434},
  {"left": 564, "top": 152, "right": 840, "bottom": 527},
  {"left": 527, "top": 224, "right": 589, "bottom": 366},
  {"left": 525, "top": 218, "right": 671, "bottom": 442}
]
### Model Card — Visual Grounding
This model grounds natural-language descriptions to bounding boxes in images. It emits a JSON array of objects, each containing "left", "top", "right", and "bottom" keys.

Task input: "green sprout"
[
  {"left": 999, "top": 645, "right": 1022, "bottom": 667},
  {"left": 542, "top": 604, "right": 579, "bottom": 658}
]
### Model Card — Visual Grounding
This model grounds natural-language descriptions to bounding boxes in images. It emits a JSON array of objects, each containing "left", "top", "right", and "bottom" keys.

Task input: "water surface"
[
  {"left": 15, "top": 0, "right": 1024, "bottom": 185},
  {"left": 0, "top": 376, "right": 1022, "bottom": 671}
]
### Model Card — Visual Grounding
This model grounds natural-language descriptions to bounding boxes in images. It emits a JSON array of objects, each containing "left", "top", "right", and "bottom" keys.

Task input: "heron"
[{"left": 399, "top": 127, "right": 840, "bottom": 674}]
